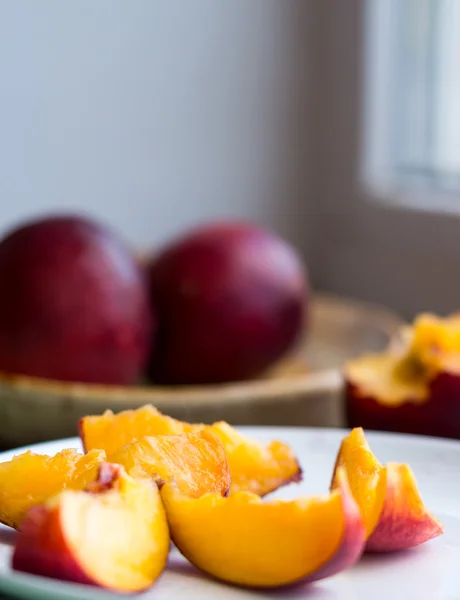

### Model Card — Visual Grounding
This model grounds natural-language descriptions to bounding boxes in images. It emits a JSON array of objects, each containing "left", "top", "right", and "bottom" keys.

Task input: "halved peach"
[
  {"left": 331, "top": 428, "right": 443, "bottom": 552},
  {"left": 12, "top": 463, "right": 169, "bottom": 593},
  {"left": 80, "top": 404, "right": 301, "bottom": 496},
  {"left": 161, "top": 468, "right": 365, "bottom": 588},
  {"left": 109, "top": 430, "right": 231, "bottom": 497},
  {"left": 346, "top": 313, "right": 460, "bottom": 438},
  {"left": 0, "top": 448, "right": 105, "bottom": 529}
]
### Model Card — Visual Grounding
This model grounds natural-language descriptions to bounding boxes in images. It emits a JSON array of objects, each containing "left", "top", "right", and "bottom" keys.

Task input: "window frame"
[
  {"left": 307, "top": 0, "right": 460, "bottom": 318},
  {"left": 363, "top": 0, "right": 460, "bottom": 212}
]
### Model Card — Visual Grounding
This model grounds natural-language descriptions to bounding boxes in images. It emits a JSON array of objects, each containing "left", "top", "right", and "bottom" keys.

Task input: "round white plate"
[{"left": 1, "top": 427, "right": 460, "bottom": 600}]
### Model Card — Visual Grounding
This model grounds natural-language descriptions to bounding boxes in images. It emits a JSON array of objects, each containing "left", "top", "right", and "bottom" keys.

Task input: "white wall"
[{"left": 0, "top": 1, "right": 311, "bottom": 254}]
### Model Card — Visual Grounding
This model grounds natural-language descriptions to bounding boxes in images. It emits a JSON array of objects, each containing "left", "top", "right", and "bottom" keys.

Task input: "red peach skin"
[
  {"left": 12, "top": 504, "right": 96, "bottom": 586},
  {"left": 303, "top": 468, "right": 366, "bottom": 583},
  {"left": 346, "top": 374, "right": 460, "bottom": 440},
  {"left": 366, "top": 463, "right": 443, "bottom": 553}
]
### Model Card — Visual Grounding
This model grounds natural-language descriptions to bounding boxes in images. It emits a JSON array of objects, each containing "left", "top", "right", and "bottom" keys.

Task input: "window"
[
  {"left": 307, "top": 0, "right": 460, "bottom": 316},
  {"left": 365, "top": 0, "right": 460, "bottom": 200}
]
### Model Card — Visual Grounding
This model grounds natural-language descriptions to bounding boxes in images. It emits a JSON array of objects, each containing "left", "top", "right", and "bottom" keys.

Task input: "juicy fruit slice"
[
  {"left": 331, "top": 428, "right": 443, "bottom": 552},
  {"left": 161, "top": 468, "right": 365, "bottom": 588},
  {"left": 110, "top": 431, "right": 231, "bottom": 497},
  {"left": 0, "top": 448, "right": 105, "bottom": 529},
  {"left": 331, "top": 427, "right": 386, "bottom": 538},
  {"left": 13, "top": 464, "right": 169, "bottom": 593},
  {"left": 206, "top": 421, "right": 300, "bottom": 495},
  {"left": 366, "top": 462, "right": 443, "bottom": 552},
  {"left": 80, "top": 405, "right": 192, "bottom": 455},
  {"left": 80, "top": 405, "right": 301, "bottom": 496},
  {"left": 406, "top": 312, "right": 460, "bottom": 375},
  {"left": 345, "top": 313, "right": 460, "bottom": 438}
]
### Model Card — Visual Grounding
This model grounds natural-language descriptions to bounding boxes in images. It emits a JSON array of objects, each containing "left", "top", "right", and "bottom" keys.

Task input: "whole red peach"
[
  {"left": 0, "top": 215, "right": 152, "bottom": 384},
  {"left": 147, "top": 222, "right": 307, "bottom": 384}
]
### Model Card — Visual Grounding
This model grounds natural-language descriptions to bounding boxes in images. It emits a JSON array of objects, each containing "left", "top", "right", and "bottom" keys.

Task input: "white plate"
[{"left": 1, "top": 427, "right": 460, "bottom": 600}]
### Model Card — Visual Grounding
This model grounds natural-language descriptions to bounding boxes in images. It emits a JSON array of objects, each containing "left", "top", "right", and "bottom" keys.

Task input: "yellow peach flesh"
[
  {"left": 80, "top": 405, "right": 191, "bottom": 455},
  {"left": 0, "top": 448, "right": 105, "bottom": 529},
  {"left": 206, "top": 421, "right": 300, "bottom": 495},
  {"left": 331, "top": 428, "right": 443, "bottom": 552},
  {"left": 80, "top": 405, "right": 300, "bottom": 497},
  {"left": 409, "top": 313, "right": 460, "bottom": 373},
  {"left": 346, "top": 313, "right": 460, "bottom": 407},
  {"left": 331, "top": 427, "right": 386, "bottom": 538},
  {"left": 63, "top": 473, "right": 168, "bottom": 590},
  {"left": 346, "top": 354, "right": 429, "bottom": 407},
  {"left": 161, "top": 468, "right": 365, "bottom": 588},
  {"left": 109, "top": 430, "right": 231, "bottom": 497}
]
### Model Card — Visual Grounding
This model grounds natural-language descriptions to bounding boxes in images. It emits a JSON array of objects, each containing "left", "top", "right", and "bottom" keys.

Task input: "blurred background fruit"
[
  {"left": 345, "top": 314, "right": 460, "bottom": 439},
  {"left": 0, "top": 215, "right": 153, "bottom": 385},
  {"left": 147, "top": 222, "right": 307, "bottom": 385}
]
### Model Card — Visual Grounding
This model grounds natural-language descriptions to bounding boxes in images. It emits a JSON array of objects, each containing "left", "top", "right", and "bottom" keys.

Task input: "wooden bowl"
[{"left": 0, "top": 293, "right": 403, "bottom": 448}]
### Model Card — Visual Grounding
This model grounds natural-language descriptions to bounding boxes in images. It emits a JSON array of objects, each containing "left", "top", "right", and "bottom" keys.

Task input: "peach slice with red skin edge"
[
  {"left": 346, "top": 312, "right": 460, "bottom": 439},
  {"left": 367, "top": 463, "right": 443, "bottom": 552},
  {"left": 331, "top": 427, "right": 443, "bottom": 552},
  {"left": 0, "top": 448, "right": 106, "bottom": 529},
  {"left": 79, "top": 404, "right": 301, "bottom": 496},
  {"left": 109, "top": 430, "right": 231, "bottom": 497},
  {"left": 12, "top": 463, "right": 169, "bottom": 593},
  {"left": 160, "top": 467, "right": 365, "bottom": 588}
]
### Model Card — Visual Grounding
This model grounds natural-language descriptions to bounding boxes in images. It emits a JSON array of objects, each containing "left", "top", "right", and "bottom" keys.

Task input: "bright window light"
[{"left": 364, "top": 0, "right": 460, "bottom": 200}]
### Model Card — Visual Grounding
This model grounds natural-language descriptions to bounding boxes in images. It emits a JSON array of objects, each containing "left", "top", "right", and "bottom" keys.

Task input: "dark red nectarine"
[
  {"left": 147, "top": 222, "right": 307, "bottom": 384},
  {"left": 0, "top": 215, "right": 152, "bottom": 384}
]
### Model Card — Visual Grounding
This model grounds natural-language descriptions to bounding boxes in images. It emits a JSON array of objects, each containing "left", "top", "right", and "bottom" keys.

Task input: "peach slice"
[
  {"left": 331, "top": 428, "right": 443, "bottom": 552},
  {"left": 80, "top": 404, "right": 301, "bottom": 496},
  {"left": 80, "top": 405, "right": 192, "bottom": 455},
  {"left": 12, "top": 463, "right": 169, "bottom": 593},
  {"left": 160, "top": 468, "right": 365, "bottom": 588},
  {"left": 0, "top": 448, "right": 105, "bottom": 529},
  {"left": 205, "top": 421, "right": 301, "bottom": 495},
  {"left": 109, "top": 430, "right": 231, "bottom": 497}
]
